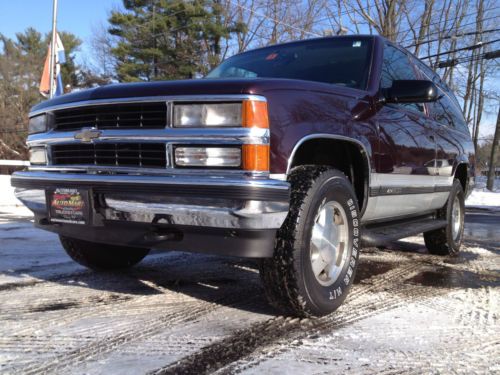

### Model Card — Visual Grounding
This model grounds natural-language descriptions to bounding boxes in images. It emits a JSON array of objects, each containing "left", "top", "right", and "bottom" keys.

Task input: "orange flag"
[
  {"left": 39, "top": 33, "right": 65, "bottom": 97},
  {"left": 39, "top": 48, "right": 51, "bottom": 97}
]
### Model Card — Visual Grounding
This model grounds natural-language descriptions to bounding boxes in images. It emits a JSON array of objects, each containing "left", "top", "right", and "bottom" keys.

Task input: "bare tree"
[
  {"left": 342, "top": 0, "right": 409, "bottom": 41},
  {"left": 462, "top": 0, "right": 484, "bottom": 122},
  {"left": 89, "top": 22, "right": 117, "bottom": 79}
]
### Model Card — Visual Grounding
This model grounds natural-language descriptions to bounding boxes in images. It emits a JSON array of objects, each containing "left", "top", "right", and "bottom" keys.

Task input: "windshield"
[{"left": 206, "top": 37, "right": 373, "bottom": 90}]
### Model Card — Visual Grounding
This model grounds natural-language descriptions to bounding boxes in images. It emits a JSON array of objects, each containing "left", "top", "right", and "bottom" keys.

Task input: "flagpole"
[{"left": 48, "top": 0, "right": 58, "bottom": 99}]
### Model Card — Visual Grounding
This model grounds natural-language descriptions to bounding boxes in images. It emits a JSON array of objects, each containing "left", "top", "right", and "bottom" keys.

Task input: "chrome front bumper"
[{"left": 12, "top": 171, "right": 290, "bottom": 230}]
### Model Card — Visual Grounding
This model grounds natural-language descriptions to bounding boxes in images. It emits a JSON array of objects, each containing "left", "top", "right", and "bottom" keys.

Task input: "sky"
[{"left": 0, "top": 0, "right": 119, "bottom": 64}]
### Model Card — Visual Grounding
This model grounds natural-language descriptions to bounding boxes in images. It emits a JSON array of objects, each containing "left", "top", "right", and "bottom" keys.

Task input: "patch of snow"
[
  {"left": 466, "top": 176, "right": 500, "bottom": 212},
  {"left": 0, "top": 175, "right": 32, "bottom": 217}
]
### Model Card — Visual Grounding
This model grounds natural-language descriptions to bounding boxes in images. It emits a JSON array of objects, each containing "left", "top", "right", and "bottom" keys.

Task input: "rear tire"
[
  {"left": 260, "top": 166, "right": 360, "bottom": 317},
  {"left": 424, "top": 179, "right": 465, "bottom": 256},
  {"left": 59, "top": 236, "right": 150, "bottom": 270}
]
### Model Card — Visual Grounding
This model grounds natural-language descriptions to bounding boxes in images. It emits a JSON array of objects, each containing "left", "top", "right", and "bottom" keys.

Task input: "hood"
[{"left": 31, "top": 78, "right": 366, "bottom": 114}]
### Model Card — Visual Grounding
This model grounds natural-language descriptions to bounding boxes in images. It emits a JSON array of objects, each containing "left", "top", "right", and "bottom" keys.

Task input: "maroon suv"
[{"left": 12, "top": 35, "right": 474, "bottom": 316}]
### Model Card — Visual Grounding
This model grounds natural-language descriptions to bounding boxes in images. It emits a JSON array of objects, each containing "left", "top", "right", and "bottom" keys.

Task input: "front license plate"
[{"left": 48, "top": 188, "right": 90, "bottom": 225}]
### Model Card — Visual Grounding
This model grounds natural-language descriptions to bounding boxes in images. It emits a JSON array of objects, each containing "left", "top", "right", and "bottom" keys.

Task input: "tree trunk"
[
  {"left": 486, "top": 107, "right": 500, "bottom": 191},
  {"left": 462, "top": 0, "right": 483, "bottom": 117},
  {"left": 473, "top": 65, "right": 486, "bottom": 153}
]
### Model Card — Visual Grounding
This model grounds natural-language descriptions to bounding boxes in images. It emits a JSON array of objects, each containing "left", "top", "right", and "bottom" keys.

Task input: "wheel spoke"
[
  {"left": 323, "top": 206, "right": 334, "bottom": 240},
  {"left": 311, "top": 225, "right": 338, "bottom": 259},
  {"left": 311, "top": 253, "right": 329, "bottom": 277},
  {"left": 334, "top": 242, "right": 345, "bottom": 267},
  {"left": 311, "top": 224, "right": 325, "bottom": 248}
]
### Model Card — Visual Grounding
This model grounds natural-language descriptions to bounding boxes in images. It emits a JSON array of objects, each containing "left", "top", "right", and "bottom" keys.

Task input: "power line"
[
  {"left": 437, "top": 49, "right": 500, "bottom": 68},
  {"left": 400, "top": 15, "right": 499, "bottom": 47},
  {"left": 461, "top": 49, "right": 500, "bottom": 63},
  {"left": 405, "top": 28, "right": 500, "bottom": 48},
  {"left": 397, "top": 5, "right": 500, "bottom": 44},
  {"left": 421, "top": 38, "right": 500, "bottom": 59}
]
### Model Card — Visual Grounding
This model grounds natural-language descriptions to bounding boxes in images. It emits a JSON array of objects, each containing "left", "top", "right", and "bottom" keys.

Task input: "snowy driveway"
[{"left": 0, "top": 177, "right": 499, "bottom": 374}]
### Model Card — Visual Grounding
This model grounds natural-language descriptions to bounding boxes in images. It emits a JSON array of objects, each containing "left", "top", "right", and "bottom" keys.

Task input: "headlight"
[
  {"left": 28, "top": 115, "right": 47, "bottom": 134},
  {"left": 174, "top": 147, "right": 241, "bottom": 167},
  {"left": 29, "top": 147, "right": 47, "bottom": 165},
  {"left": 173, "top": 103, "right": 242, "bottom": 127}
]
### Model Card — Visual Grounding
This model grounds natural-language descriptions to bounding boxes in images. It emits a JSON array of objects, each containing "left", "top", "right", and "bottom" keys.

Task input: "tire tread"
[
  {"left": 424, "top": 179, "right": 464, "bottom": 256},
  {"left": 260, "top": 165, "right": 349, "bottom": 316}
]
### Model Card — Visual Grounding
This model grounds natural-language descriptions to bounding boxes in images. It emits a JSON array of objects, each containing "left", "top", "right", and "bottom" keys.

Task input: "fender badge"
[{"left": 74, "top": 128, "right": 101, "bottom": 143}]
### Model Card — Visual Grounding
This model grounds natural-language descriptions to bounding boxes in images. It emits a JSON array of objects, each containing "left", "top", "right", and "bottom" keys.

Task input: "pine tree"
[{"left": 109, "top": 0, "right": 243, "bottom": 81}]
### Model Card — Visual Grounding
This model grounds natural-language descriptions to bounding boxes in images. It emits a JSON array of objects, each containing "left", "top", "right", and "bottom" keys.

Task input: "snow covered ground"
[{"left": 0, "top": 174, "right": 499, "bottom": 374}]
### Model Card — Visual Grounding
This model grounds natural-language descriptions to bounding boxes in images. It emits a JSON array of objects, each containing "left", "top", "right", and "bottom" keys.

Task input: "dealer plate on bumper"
[{"left": 47, "top": 188, "right": 91, "bottom": 225}]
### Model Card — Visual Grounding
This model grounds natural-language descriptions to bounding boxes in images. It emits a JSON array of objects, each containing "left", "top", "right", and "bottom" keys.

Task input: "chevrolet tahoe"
[{"left": 12, "top": 35, "right": 475, "bottom": 317}]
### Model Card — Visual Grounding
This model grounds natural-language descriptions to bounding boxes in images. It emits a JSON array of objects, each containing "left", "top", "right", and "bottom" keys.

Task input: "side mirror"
[{"left": 383, "top": 80, "right": 439, "bottom": 104}]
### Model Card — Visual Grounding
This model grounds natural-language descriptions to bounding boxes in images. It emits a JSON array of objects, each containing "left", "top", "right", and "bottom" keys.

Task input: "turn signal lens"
[
  {"left": 242, "top": 100, "right": 269, "bottom": 170},
  {"left": 242, "top": 144, "right": 270, "bottom": 171},
  {"left": 242, "top": 100, "right": 269, "bottom": 128}
]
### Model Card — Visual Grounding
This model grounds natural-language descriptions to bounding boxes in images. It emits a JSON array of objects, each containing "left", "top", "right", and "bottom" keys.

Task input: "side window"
[
  {"left": 413, "top": 57, "right": 440, "bottom": 84},
  {"left": 381, "top": 44, "right": 424, "bottom": 113},
  {"left": 413, "top": 57, "right": 463, "bottom": 110},
  {"left": 428, "top": 91, "right": 470, "bottom": 134}
]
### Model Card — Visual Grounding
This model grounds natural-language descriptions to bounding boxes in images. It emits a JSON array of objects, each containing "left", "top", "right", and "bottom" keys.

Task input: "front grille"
[
  {"left": 51, "top": 143, "right": 167, "bottom": 168},
  {"left": 53, "top": 102, "right": 167, "bottom": 131}
]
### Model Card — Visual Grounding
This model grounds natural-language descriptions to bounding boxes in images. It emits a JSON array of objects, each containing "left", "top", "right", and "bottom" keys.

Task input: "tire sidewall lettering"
[{"left": 302, "top": 175, "right": 360, "bottom": 309}]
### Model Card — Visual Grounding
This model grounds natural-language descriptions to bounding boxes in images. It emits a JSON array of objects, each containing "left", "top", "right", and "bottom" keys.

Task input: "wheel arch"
[
  {"left": 454, "top": 162, "right": 469, "bottom": 194},
  {"left": 286, "top": 134, "right": 371, "bottom": 215}
]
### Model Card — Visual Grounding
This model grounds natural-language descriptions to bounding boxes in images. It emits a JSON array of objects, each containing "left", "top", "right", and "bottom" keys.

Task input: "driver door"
[{"left": 364, "top": 44, "right": 437, "bottom": 222}]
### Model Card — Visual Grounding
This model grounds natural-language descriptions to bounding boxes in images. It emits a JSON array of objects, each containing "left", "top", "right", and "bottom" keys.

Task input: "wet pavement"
[
  {"left": 464, "top": 208, "right": 500, "bottom": 245},
  {"left": 0, "top": 207, "right": 498, "bottom": 374}
]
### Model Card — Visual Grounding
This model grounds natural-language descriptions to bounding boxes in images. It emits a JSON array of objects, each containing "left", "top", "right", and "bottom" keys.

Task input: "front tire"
[
  {"left": 59, "top": 236, "right": 150, "bottom": 270},
  {"left": 260, "top": 166, "right": 360, "bottom": 317},
  {"left": 424, "top": 179, "right": 465, "bottom": 256}
]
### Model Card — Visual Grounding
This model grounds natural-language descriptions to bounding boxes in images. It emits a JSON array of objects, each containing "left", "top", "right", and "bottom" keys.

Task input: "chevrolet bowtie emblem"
[{"left": 74, "top": 128, "right": 101, "bottom": 143}]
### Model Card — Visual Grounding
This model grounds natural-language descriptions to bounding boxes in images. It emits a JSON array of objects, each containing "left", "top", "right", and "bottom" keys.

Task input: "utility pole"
[
  {"left": 486, "top": 106, "right": 500, "bottom": 191},
  {"left": 48, "top": 0, "right": 58, "bottom": 98}
]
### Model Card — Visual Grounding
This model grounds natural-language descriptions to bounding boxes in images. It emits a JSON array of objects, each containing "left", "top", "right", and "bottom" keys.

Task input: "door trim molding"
[{"left": 370, "top": 185, "right": 452, "bottom": 197}]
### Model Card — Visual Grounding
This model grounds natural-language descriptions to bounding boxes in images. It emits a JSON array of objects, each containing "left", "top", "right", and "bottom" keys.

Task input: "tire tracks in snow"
[
  {"left": 14, "top": 282, "right": 263, "bottom": 375},
  {"left": 3, "top": 253, "right": 262, "bottom": 374},
  {"left": 148, "top": 252, "right": 445, "bottom": 375},
  {"left": 213, "top": 246, "right": 499, "bottom": 374}
]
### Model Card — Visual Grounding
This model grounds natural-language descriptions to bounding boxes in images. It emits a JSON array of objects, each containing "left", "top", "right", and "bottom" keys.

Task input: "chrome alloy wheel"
[
  {"left": 451, "top": 196, "right": 462, "bottom": 241},
  {"left": 310, "top": 200, "right": 350, "bottom": 286}
]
